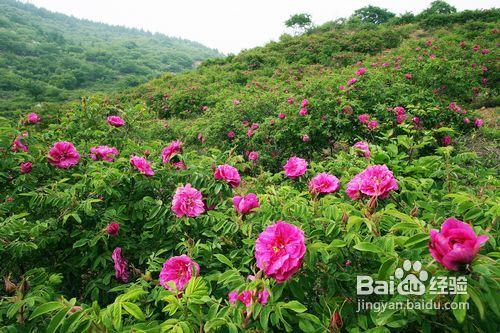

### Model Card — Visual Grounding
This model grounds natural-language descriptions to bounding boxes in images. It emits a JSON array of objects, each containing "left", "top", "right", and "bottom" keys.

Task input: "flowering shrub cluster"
[{"left": 0, "top": 11, "right": 498, "bottom": 333}]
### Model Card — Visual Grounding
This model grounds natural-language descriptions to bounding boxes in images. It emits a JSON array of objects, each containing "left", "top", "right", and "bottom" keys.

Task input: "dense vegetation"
[
  {"left": 0, "top": 2, "right": 499, "bottom": 332},
  {"left": 0, "top": 0, "right": 221, "bottom": 116}
]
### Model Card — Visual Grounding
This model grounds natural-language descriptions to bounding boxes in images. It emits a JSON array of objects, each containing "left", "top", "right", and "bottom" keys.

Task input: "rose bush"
[{"left": 0, "top": 7, "right": 498, "bottom": 333}]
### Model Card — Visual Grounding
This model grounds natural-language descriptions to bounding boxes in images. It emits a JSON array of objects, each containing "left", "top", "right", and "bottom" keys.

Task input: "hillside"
[
  {"left": 0, "top": 3, "right": 499, "bottom": 333},
  {"left": 0, "top": 0, "right": 221, "bottom": 116}
]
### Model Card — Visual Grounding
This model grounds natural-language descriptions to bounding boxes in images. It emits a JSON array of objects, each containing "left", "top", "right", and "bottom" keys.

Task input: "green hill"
[{"left": 0, "top": 0, "right": 221, "bottom": 115}]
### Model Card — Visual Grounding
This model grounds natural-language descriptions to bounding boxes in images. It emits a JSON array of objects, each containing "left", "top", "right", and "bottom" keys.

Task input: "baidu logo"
[{"left": 357, "top": 260, "right": 429, "bottom": 296}]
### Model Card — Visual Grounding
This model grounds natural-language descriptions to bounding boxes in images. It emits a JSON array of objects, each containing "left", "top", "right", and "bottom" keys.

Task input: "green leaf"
[
  {"left": 213, "top": 254, "right": 234, "bottom": 269},
  {"left": 30, "top": 301, "right": 63, "bottom": 320},
  {"left": 353, "top": 242, "right": 381, "bottom": 253},
  {"left": 122, "top": 302, "right": 145, "bottom": 321},
  {"left": 280, "top": 300, "right": 307, "bottom": 313},
  {"left": 46, "top": 306, "right": 71, "bottom": 333},
  {"left": 452, "top": 293, "right": 469, "bottom": 323}
]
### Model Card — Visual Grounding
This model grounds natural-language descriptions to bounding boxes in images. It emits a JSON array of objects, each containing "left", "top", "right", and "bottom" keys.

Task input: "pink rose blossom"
[
  {"left": 172, "top": 161, "right": 187, "bottom": 170},
  {"left": 251, "top": 123, "right": 259, "bottom": 130},
  {"left": 233, "top": 193, "right": 260, "bottom": 215},
  {"left": 214, "top": 164, "right": 241, "bottom": 187},
  {"left": 283, "top": 156, "right": 308, "bottom": 179},
  {"left": 258, "top": 289, "right": 270, "bottom": 304},
  {"left": 356, "top": 67, "right": 366, "bottom": 76},
  {"left": 248, "top": 151, "right": 259, "bottom": 161},
  {"left": 346, "top": 165, "right": 398, "bottom": 200},
  {"left": 48, "top": 141, "right": 80, "bottom": 168},
  {"left": 27, "top": 113, "right": 40, "bottom": 124},
  {"left": 442, "top": 136, "right": 451, "bottom": 146},
  {"left": 353, "top": 141, "right": 371, "bottom": 158},
  {"left": 130, "top": 156, "right": 154, "bottom": 176},
  {"left": 475, "top": 119, "right": 484, "bottom": 128},
  {"left": 228, "top": 291, "right": 239, "bottom": 304},
  {"left": 247, "top": 129, "right": 254, "bottom": 137},
  {"left": 227, "top": 131, "right": 235, "bottom": 139},
  {"left": 112, "top": 247, "right": 129, "bottom": 282},
  {"left": 171, "top": 184, "right": 205, "bottom": 218},
  {"left": 367, "top": 120, "right": 379, "bottom": 130},
  {"left": 308, "top": 173, "right": 340, "bottom": 195},
  {"left": 90, "top": 146, "right": 119, "bottom": 162},
  {"left": 255, "top": 221, "right": 306, "bottom": 283},
  {"left": 429, "top": 218, "right": 488, "bottom": 271},
  {"left": 301, "top": 99, "right": 309, "bottom": 107},
  {"left": 302, "top": 135, "right": 310, "bottom": 142},
  {"left": 339, "top": 85, "right": 345, "bottom": 91},
  {"left": 278, "top": 113, "right": 286, "bottom": 119},
  {"left": 463, "top": 118, "right": 470, "bottom": 124},
  {"left": 11, "top": 133, "right": 28, "bottom": 152},
  {"left": 162, "top": 141, "right": 183, "bottom": 164},
  {"left": 20, "top": 162, "right": 32, "bottom": 174},
  {"left": 237, "top": 290, "right": 254, "bottom": 307},
  {"left": 107, "top": 222, "right": 120, "bottom": 236},
  {"left": 107, "top": 115, "right": 125, "bottom": 127},
  {"left": 347, "top": 78, "right": 357, "bottom": 86},
  {"left": 233, "top": 99, "right": 241, "bottom": 105},
  {"left": 159, "top": 255, "right": 199, "bottom": 291},
  {"left": 358, "top": 114, "right": 370, "bottom": 124},
  {"left": 299, "top": 107, "right": 308, "bottom": 116},
  {"left": 287, "top": 98, "right": 294, "bottom": 104}
]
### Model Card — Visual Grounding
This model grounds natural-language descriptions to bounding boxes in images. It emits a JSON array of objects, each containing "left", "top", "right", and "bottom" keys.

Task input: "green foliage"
[
  {"left": 0, "top": 0, "right": 221, "bottom": 116},
  {"left": 352, "top": 5, "right": 396, "bottom": 25},
  {"left": 285, "top": 13, "right": 313, "bottom": 34}
]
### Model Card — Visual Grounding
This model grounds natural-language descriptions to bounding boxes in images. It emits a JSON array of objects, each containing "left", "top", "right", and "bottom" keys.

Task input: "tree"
[
  {"left": 420, "top": 1, "right": 457, "bottom": 16},
  {"left": 285, "top": 13, "right": 312, "bottom": 34},
  {"left": 352, "top": 6, "right": 396, "bottom": 24}
]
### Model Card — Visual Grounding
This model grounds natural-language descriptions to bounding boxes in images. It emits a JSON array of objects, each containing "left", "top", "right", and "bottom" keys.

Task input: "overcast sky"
[{"left": 24, "top": 0, "right": 498, "bottom": 54}]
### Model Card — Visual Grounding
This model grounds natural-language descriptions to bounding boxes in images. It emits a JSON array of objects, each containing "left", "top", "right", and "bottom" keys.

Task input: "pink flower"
[
  {"left": 255, "top": 221, "right": 306, "bottom": 283},
  {"left": 287, "top": 98, "right": 294, "bottom": 104},
  {"left": 396, "top": 113, "right": 407, "bottom": 124},
  {"left": 197, "top": 133, "right": 204, "bottom": 143},
  {"left": 248, "top": 151, "right": 259, "bottom": 161},
  {"left": 11, "top": 133, "right": 28, "bottom": 152},
  {"left": 237, "top": 290, "right": 254, "bottom": 307},
  {"left": 251, "top": 123, "right": 259, "bottom": 130},
  {"left": 112, "top": 247, "right": 129, "bottom": 282},
  {"left": 308, "top": 173, "right": 340, "bottom": 195},
  {"left": 481, "top": 48, "right": 490, "bottom": 54},
  {"left": 228, "top": 291, "right": 239, "bottom": 304},
  {"left": 353, "top": 141, "right": 371, "bottom": 158},
  {"left": 247, "top": 129, "right": 254, "bottom": 137},
  {"left": 278, "top": 113, "right": 286, "bottom": 119},
  {"left": 302, "top": 135, "right": 310, "bottom": 142},
  {"left": 412, "top": 117, "right": 421, "bottom": 126},
  {"left": 442, "top": 135, "right": 451, "bottom": 146},
  {"left": 107, "top": 115, "right": 125, "bottom": 127},
  {"left": 358, "top": 114, "right": 370, "bottom": 124},
  {"left": 299, "top": 107, "right": 308, "bottom": 116},
  {"left": 405, "top": 73, "right": 412, "bottom": 80},
  {"left": 227, "top": 131, "right": 235, "bottom": 139},
  {"left": 20, "top": 162, "right": 32, "bottom": 174},
  {"left": 283, "top": 156, "right": 308, "bottom": 179},
  {"left": 347, "top": 78, "right": 357, "bottom": 86},
  {"left": 233, "top": 193, "right": 260, "bottom": 215},
  {"left": 394, "top": 106, "right": 406, "bottom": 115},
  {"left": 214, "top": 164, "right": 241, "bottom": 187},
  {"left": 463, "top": 118, "right": 470, "bottom": 124},
  {"left": 48, "top": 141, "right": 80, "bottom": 168},
  {"left": 162, "top": 141, "right": 183, "bottom": 163},
  {"left": 90, "top": 146, "right": 119, "bottom": 162},
  {"left": 367, "top": 120, "right": 378, "bottom": 130},
  {"left": 429, "top": 218, "right": 488, "bottom": 271},
  {"left": 159, "top": 255, "right": 199, "bottom": 291},
  {"left": 475, "top": 119, "right": 484, "bottom": 128},
  {"left": 301, "top": 99, "right": 309, "bottom": 107},
  {"left": 339, "top": 86, "right": 345, "bottom": 91},
  {"left": 107, "top": 222, "right": 120, "bottom": 236},
  {"left": 233, "top": 99, "right": 241, "bottom": 105},
  {"left": 130, "top": 156, "right": 154, "bottom": 176},
  {"left": 258, "top": 289, "right": 270, "bottom": 304},
  {"left": 346, "top": 165, "right": 398, "bottom": 200},
  {"left": 27, "top": 113, "right": 40, "bottom": 124},
  {"left": 171, "top": 184, "right": 205, "bottom": 218},
  {"left": 356, "top": 67, "right": 366, "bottom": 76}
]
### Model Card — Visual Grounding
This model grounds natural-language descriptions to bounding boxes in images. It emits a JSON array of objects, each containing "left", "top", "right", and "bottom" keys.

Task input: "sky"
[{"left": 24, "top": 0, "right": 498, "bottom": 54}]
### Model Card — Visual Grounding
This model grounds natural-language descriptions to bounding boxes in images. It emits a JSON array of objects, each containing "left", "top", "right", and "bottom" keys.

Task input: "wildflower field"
[{"left": 1, "top": 4, "right": 499, "bottom": 333}]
